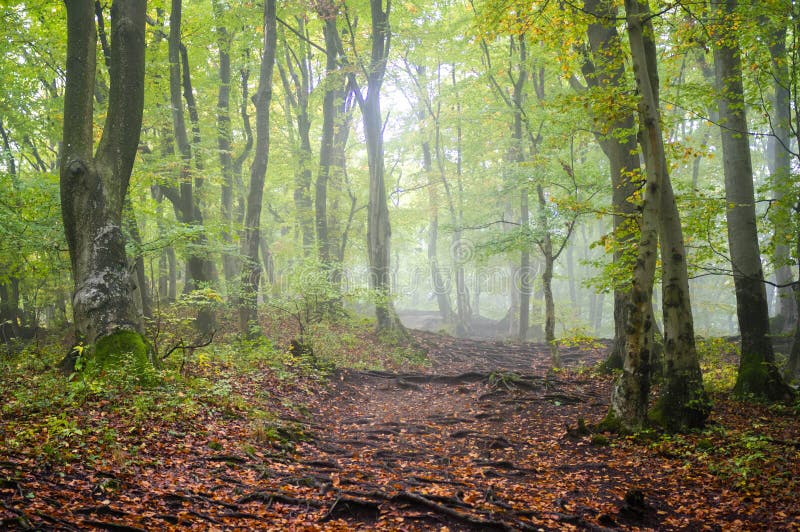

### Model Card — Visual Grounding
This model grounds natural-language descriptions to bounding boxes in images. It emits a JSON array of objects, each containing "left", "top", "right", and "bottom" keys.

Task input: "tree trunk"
[
  {"left": 355, "top": 0, "right": 405, "bottom": 335},
  {"left": 412, "top": 65, "right": 453, "bottom": 322},
  {"left": 713, "top": 0, "right": 791, "bottom": 400},
  {"left": 632, "top": 0, "right": 708, "bottom": 431},
  {"left": 59, "top": 0, "right": 147, "bottom": 370},
  {"left": 537, "top": 184, "right": 558, "bottom": 365},
  {"left": 765, "top": 24, "right": 797, "bottom": 333},
  {"left": 582, "top": 0, "right": 641, "bottom": 371},
  {"left": 213, "top": 1, "right": 238, "bottom": 294},
  {"left": 316, "top": 16, "right": 338, "bottom": 267},
  {"left": 239, "top": 0, "right": 276, "bottom": 336},
  {"left": 166, "top": 0, "right": 216, "bottom": 334},
  {"left": 278, "top": 19, "right": 315, "bottom": 255},
  {"left": 785, "top": 227, "right": 800, "bottom": 381},
  {"left": 450, "top": 68, "right": 472, "bottom": 336},
  {"left": 609, "top": 0, "right": 708, "bottom": 432}
]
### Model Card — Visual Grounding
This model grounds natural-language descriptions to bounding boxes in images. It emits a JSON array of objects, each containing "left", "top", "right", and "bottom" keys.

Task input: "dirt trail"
[{"left": 2, "top": 331, "right": 796, "bottom": 530}]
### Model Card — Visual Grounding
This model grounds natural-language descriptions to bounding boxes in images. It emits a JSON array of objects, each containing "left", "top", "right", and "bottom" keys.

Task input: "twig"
[{"left": 161, "top": 330, "right": 216, "bottom": 361}]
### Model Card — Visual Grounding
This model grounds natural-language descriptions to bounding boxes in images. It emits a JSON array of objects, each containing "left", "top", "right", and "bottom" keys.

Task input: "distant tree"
[
  {"left": 59, "top": 0, "right": 148, "bottom": 369},
  {"left": 160, "top": 0, "right": 217, "bottom": 334},
  {"left": 343, "top": 0, "right": 406, "bottom": 335}
]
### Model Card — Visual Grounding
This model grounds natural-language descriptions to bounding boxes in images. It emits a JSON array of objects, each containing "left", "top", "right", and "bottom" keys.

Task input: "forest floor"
[{"left": 1, "top": 324, "right": 799, "bottom": 531}]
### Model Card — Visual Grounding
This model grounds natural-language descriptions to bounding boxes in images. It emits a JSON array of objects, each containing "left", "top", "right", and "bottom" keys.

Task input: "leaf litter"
[{"left": 1, "top": 329, "right": 798, "bottom": 530}]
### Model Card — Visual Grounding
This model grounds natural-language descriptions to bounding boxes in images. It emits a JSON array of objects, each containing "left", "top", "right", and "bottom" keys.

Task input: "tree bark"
[
  {"left": 765, "top": 23, "right": 797, "bottom": 333},
  {"left": 713, "top": 0, "right": 791, "bottom": 400},
  {"left": 451, "top": 68, "right": 472, "bottom": 335},
  {"left": 59, "top": 0, "right": 147, "bottom": 367},
  {"left": 316, "top": 15, "right": 339, "bottom": 267},
  {"left": 351, "top": 0, "right": 406, "bottom": 335},
  {"left": 582, "top": 0, "right": 641, "bottom": 371},
  {"left": 213, "top": 0, "right": 238, "bottom": 293},
  {"left": 277, "top": 18, "right": 315, "bottom": 255},
  {"left": 609, "top": 0, "right": 708, "bottom": 432},
  {"left": 166, "top": 0, "right": 216, "bottom": 334},
  {"left": 537, "top": 185, "right": 557, "bottom": 364},
  {"left": 239, "top": 0, "right": 277, "bottom": 336},
  {"left": 632, "top": 0, "right": 708, "bottom": 431}
]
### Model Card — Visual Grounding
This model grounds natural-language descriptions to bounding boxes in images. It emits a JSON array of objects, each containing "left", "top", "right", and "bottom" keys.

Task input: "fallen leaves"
[{"left": 1, "top": 331, "right": 799, "bottom": 530}]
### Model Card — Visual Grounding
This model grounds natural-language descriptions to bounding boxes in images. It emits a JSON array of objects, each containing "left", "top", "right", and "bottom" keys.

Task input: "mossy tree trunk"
[
  {"left": 607, "top": 0, "right": 660, "bottom": 431},
  {"left": 632, "top": 0, "right": 709, "bottom": 431},
  {"left": 60, "top": 0, "right": 147, "bottom": 369}
]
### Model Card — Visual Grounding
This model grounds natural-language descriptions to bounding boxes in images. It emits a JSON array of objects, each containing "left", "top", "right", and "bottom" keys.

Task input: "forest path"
[{"left": 3, "top": 331, "right": 796, "bottom": 530}]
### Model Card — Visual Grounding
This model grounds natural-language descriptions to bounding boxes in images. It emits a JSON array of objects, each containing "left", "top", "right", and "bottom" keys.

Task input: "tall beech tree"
[
  {"left": 239, "top": 0, "right": 277, "bottom": 336},
  {"left": 59, "top": 0, "right": 148, "bottom": 367},
  {"left": 344, "top": 0, "right": 406, "bottom": 335},
  {"left": 609, "top": 0, "right": 708, "bottom": 432},
  {"left": 578, "top": 0, "right": 641, "bottom": 370},
  {"left": 277, "top": 17, "right": 315, "bottom": 255},
  {"left": 159, "top": 0, "right": 218, "bottom": 334},
  {"left": 712, "top": 0, "right": 791, "bottom": 400}
]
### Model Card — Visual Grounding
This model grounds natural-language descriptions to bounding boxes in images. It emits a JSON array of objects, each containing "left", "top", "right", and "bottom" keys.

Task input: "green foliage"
[{"left": 696, "top": 337, "right": 739, "bottom": 393}]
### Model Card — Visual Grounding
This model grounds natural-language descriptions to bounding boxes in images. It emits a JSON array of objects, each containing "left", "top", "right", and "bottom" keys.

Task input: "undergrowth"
[{"left": 0, "top": 308, "right": 428, "bottom": 467}]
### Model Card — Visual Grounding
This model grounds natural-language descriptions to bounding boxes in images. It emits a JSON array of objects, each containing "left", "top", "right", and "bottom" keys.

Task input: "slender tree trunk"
[
  {"left": 59, "top": 0, "right": 147, "bottom": 370},
  {"left": 785, "top": 222, "right": 800, "bottom": 380},
  {"left": 0, "top": 120, "right": 22, "bottom": 328},
  {"left": 354, "top": 0, "right": 405, "bottom": 335},
  {"left": 766, "top": 24, "right": 797, "bottom": 333},
  {"left": 278, "top": 19, "right": 315, "bottom": 255},
  {"left": 633, "top": 0, "right": 708, "bottom": 431},
  {"left": 316, "top": 16, "right": 338, "bottom": 266},
  {"left": 452, "top": 69, "right": 472, "bottom": 334},
  {"left": 239, "top": 0, "right": 276, "bottom": 336},
  {"left": 213, "top": 1, "right": 238, "bottom": 293},
  {"left": 610, "top": 0, "right": 708, "bottom": 432},
  {"left": 166, "top": 0, "right": 216, "bottom": 334},
  {"left": 412, "top": 65, "right": 453, "bottom": 322},
  {"left": 713, "top": 0, "right": 791, "bottom": 400},
  {"left": 537, "top": 184, "right": 558, "bottom": 364},
  {"left": 582, "top": 0, "right": 641, "bottom": 371}
]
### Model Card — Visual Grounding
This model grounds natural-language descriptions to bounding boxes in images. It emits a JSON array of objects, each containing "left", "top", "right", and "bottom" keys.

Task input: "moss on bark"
[
  {"left": 93, "top": 330, "right": 151, "bottom": 377},
  {"left": 734, "top": 355, "right": 794, "bottom": 402}
]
